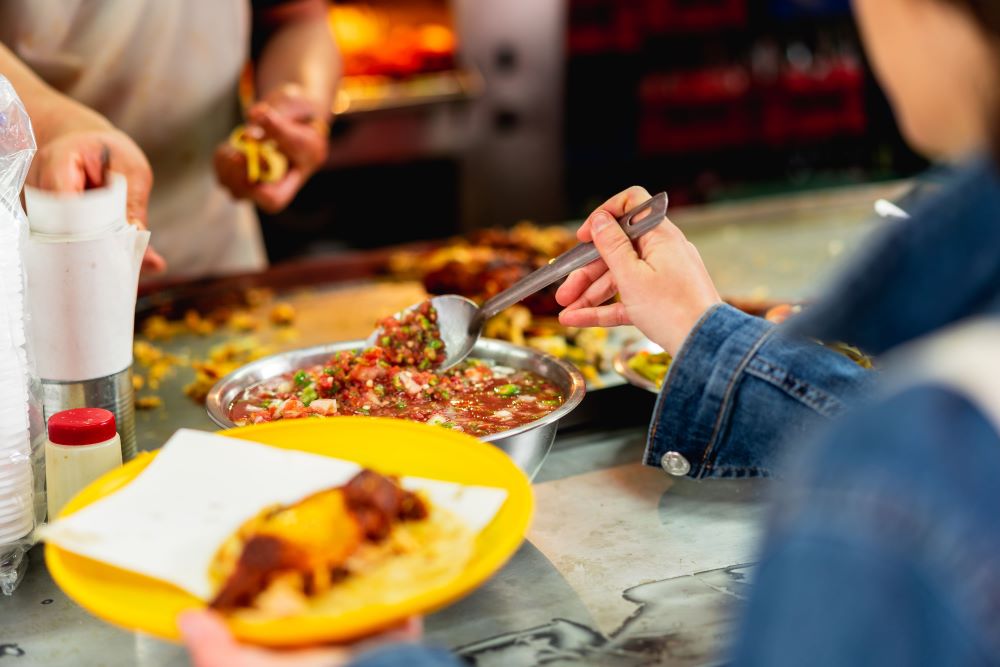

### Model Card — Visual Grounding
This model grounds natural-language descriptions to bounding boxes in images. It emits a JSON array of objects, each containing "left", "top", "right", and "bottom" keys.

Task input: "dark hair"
[{"left": 946, "top": 1, "right": 1000, "bottom": 33}]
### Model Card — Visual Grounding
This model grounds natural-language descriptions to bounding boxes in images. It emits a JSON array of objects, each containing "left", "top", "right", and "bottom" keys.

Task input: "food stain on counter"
[{"left": 456, "top": 563, "right": 754, "bottom": 667}]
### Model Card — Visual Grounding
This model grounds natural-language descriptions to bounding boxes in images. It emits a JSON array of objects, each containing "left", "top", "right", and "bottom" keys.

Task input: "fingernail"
[{"left": 592, "top": 211, "right": 612, "bottom": 232}]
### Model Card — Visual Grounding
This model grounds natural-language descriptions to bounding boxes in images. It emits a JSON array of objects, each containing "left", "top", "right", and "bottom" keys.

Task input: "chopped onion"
[{"left": 309, "top": 399, "right": 338, "bottom": 415}]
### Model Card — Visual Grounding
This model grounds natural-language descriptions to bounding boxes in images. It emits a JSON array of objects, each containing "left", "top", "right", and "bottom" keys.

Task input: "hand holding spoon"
[{"left": 367, "top": 193, "right": 669, "bottom": 371}]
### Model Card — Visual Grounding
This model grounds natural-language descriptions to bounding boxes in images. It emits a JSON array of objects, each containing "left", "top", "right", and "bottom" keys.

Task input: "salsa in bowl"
[
  {"left": 230, "top": 348, "right": 566, "bottom": 438},
  {"left": 206, "top": 339, "right": 586, "bottom": 477}
]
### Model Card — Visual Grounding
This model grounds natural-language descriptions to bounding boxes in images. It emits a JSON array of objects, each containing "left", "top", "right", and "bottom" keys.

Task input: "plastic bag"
[{"left": 0, "top": 75, "right": 45, "bottom": 595}]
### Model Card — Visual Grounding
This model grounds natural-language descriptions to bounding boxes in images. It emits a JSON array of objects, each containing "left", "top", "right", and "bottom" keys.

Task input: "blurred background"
[{"left": 262, "top": 0, "right": 926, "bottom": 262}]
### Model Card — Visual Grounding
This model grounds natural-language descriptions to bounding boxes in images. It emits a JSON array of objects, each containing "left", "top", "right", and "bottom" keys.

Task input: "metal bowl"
[
  {"left": 206, "top": 339, "right": 586, "bottom": 479},
  {"left": 612, "top": 338, "right": 667, "bottom": 395}
]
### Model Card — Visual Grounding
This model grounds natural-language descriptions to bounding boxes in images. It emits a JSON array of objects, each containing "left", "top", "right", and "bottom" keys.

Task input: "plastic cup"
[
  {"left": 0, "top": 516, "right": 34, "bottom": 543},
  {"left": 0, "top": 468, "right": 31, "bottom": 487}
]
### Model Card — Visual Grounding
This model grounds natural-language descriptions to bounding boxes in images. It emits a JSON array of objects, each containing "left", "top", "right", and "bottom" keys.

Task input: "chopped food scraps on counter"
[
  {"left": 133, "top": 284, "right": 432, "bottom": 415},
  {"left": 185, "top": 338, "right": 275, "bottom": 403},
  {"left": 135, "top": 396, "right": 164, "bottom": 410}
]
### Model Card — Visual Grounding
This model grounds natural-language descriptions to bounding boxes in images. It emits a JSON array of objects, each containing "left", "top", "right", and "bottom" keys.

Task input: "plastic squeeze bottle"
[{"left": 45, "top": 408, "right": 123, "bottom": 518}]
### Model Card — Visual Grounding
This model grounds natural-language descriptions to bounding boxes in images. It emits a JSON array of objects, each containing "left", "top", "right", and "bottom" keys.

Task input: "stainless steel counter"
[{"left": 0, "top": 181, "right": 907, "bottom": 666}]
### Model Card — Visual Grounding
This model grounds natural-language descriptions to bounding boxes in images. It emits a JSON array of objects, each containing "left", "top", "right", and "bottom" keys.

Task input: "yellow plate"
[{"left": 45, "top": 417, "right": 533, "bottom": 647}]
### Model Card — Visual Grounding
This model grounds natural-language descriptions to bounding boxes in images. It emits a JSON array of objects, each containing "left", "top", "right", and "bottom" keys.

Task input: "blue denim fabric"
[
  {"left": 649, "top": 154, "right": 1000, "bottom": 665},
  {"left": 731, "top": 386, "right": 1000, "bottom": 666},
  {"left": 349, "top": 644, "right": 462, "bottom": 667},
  {"left": 649, "top": 155, "right": 1000, "bottom": 480},
  {"left": 645, "top": 303, "right": 872, "bottom": 478},
  {"left": 788, "top": 156, "right": 1000, "bottom": 355}
]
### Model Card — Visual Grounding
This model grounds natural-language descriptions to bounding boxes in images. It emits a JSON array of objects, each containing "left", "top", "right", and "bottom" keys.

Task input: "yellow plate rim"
[{"left": 44, "top": 417, "right": 533, "bottom": 646}]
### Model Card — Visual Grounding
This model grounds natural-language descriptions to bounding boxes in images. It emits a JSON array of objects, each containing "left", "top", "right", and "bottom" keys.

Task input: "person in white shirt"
[{"left": 0, "top": 0, "right": 339, "bottom": 279}]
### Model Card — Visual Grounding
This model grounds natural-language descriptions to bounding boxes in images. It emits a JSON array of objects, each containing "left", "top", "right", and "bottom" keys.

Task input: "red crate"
[
  {"left": 568, "top": 0, "right": 643, "bottom": 54},
  {"left": 760, "top": 59, "right": 866, "bottom": 145},
  {"left": 638, "top": 66, "right": 752, "bottom": 153},
  {"left": 645, "top": 0, "right": 747, "bottom": 33}
]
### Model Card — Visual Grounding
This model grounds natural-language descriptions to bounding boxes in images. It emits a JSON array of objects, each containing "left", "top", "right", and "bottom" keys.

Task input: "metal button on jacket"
[{"left": 660, "top": 451, "right": 691, "bottom": 476}]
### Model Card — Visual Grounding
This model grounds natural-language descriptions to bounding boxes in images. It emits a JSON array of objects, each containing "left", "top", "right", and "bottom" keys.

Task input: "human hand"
[
  {"left": 179, "top": 610, "right": 422, "bottom": 667},
  {"left": 555, "top": 186, "right": 721, "bottom": 356},
  {"left": 215, "top": 83, "right": 329, "bottom": 213},
  {"left": 26, "top": 115, "right": 166, "bottom": 274}
]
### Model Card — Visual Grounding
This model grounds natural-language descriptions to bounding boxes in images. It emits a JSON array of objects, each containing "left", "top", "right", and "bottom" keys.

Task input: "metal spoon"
[{"left": 367, "top": 192, "right": 669, "bottom": 371}]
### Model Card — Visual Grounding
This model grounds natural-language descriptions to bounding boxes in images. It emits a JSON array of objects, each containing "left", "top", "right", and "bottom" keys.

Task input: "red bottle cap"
[{"left": 48, "top": 408, "right": 117, "bottom": 446}]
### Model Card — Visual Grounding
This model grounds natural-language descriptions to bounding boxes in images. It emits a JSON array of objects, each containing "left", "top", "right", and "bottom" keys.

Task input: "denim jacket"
[
  {"left": 645, "top": 157, "right": 1000, "bottom": 482},
  {"left": 354, "top": 157, "right": 1000, "bottom": 666},
  {"left": 689, "top": 156, "right": 1000, "bottom": 666}
]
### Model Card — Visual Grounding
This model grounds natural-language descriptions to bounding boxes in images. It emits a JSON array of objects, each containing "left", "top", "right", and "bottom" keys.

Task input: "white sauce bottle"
[{"left": 45, "top": 408, "right": 123, "bottom": 519}]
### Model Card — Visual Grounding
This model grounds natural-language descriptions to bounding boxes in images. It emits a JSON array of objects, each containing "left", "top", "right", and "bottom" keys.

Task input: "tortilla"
[{"left": 208, "top": 472, "right": 475, "bottom": 621}]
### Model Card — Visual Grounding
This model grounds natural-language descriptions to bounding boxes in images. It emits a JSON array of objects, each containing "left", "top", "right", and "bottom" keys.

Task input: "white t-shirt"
[{"left": 0, "top": 0, "right": 268, "bottom": 280}]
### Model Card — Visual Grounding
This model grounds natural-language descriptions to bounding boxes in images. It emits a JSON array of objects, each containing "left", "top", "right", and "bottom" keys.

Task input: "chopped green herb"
[
  {"left": 293, "top": 370, "right": 309, "bottom": 387},
  {"left": 428, "top": 339, "right": 443, "bottom": 350},
  {"left": 495, "top": 383, "right": 520, "bottom": 397},
  {"left": 381, "top": 335, "right": 391, "bottom": 347},
  {"left": 300, "top": 386, "right": 318, "bottom": 405},
  {"left": 374, "top": 384, "right": 386, "bottom": 397}
]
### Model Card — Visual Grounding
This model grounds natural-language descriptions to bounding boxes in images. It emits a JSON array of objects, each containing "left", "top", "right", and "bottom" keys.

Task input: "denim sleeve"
[
  {"left": 348, "top": 644, "right": 463, "bottom": 667},
  {"left": 730, "top": 386, "right": 1000, "bottom": 666},
  {"left": 645, "top": 304, "right": 872, "bottom": 478}
]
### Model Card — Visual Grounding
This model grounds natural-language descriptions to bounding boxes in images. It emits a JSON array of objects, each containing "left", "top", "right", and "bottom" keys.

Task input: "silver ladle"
[{"left": 366, "top": 192, "right": 669, "bottom": 371}]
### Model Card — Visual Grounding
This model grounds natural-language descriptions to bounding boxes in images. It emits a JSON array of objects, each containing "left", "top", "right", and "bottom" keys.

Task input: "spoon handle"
[{"left": 477, "top": 192, "right": 669, "bottom": 322}]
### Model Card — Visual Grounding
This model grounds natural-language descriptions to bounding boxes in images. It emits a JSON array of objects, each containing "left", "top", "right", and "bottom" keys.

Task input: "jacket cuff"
[{"left": 644, "top": 303, "right": 774, "bottom": 477}]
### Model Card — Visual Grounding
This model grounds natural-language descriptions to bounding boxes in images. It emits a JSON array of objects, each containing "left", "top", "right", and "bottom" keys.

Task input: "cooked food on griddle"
[
  {"left": 391, "top": 222, "right": 576, "bottom": 317},
  {"left": 387, "top": 224, "right": 613, "bottom": 381}
]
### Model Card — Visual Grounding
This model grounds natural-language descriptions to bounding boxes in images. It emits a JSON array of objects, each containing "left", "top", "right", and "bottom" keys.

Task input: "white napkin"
[
  {"left": 23, "top": 174, "right": 149, "bottom": 381},
  {"left": 40, "top": 430, "right": 508, "bottom": 599}
]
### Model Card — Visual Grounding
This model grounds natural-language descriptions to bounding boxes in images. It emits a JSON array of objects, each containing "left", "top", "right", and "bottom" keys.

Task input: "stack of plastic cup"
[{"left": 0, "top": 208, "right": 33, "bottom": 547}]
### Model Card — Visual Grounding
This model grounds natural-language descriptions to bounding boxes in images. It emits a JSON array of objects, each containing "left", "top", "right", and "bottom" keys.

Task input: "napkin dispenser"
[{"left": 24, "top": 174, "right": 149, "bottom": 461}]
